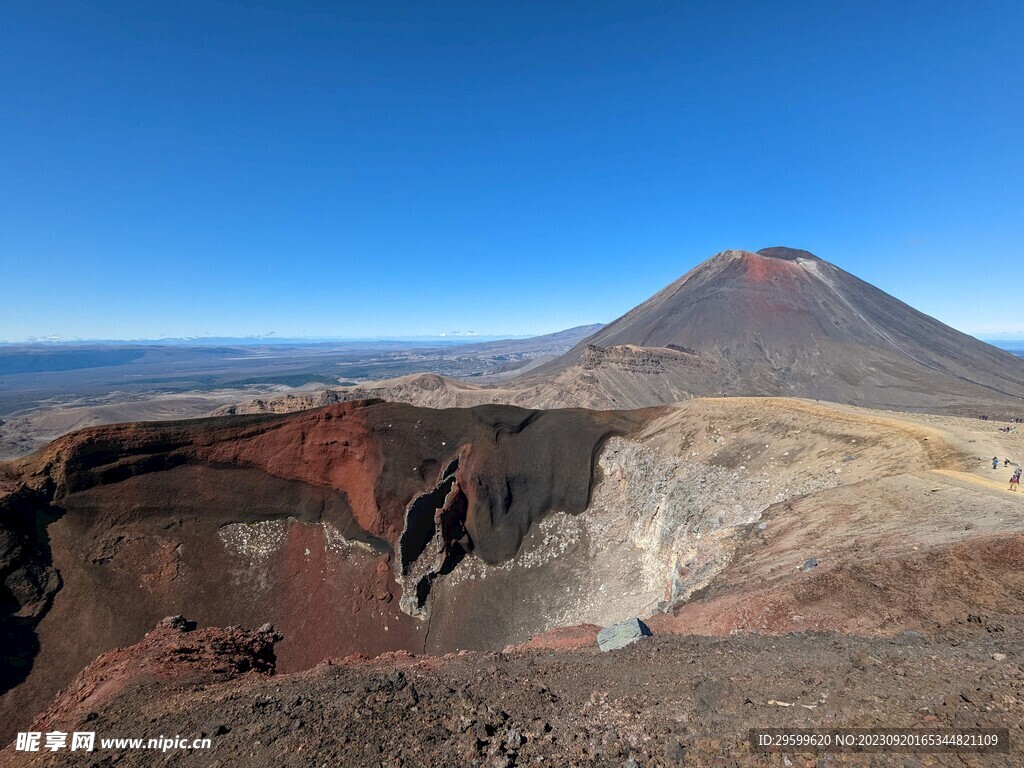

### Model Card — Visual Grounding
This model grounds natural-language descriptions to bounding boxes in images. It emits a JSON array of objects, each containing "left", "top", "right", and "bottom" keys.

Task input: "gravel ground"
[{"left": 8, "top": 614, "right": 1022, "bottom": 768}]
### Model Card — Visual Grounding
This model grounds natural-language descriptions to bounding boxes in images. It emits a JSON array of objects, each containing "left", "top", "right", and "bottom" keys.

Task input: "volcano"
[
  {"left": 231, "top": 247, "right": 1024, "bottom": 415},
  {"left": 524, "top": 247, "right": 1024, "bottom": 412}
]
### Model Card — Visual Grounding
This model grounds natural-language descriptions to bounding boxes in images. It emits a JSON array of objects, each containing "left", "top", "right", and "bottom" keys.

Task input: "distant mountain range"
[{"left": 0, "top": 331, "right": 596, "bottom": 347}]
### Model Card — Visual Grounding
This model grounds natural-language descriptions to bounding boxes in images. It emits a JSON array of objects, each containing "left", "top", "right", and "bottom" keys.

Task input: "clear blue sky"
[{"left": 2, "top": 1, "right": 1022, "bottom": 341}]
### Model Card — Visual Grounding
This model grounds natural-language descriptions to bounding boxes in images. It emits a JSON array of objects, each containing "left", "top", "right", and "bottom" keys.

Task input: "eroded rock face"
[
  {"left": 30, "top": 617, "right": 282, "bottom": 732},
  {"left": 0, "top": 399, "right": 643, "bottom": 738},
  {"left": 422, "top": 398, "right": 954, "bottom": 650},
  {"left": 0, "top": 483, "right": 62, "bottom": 697},
  {"left": 397, "top": 454, "right": 468, "bottom": 619},
  {"left": 580, "top": 344, "right": 708, "bottom": 373}
]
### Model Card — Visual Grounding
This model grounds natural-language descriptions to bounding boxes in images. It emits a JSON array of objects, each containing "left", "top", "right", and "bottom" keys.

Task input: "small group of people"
[
  {"left": 978, "top": 415, "right": 1024, "bottom": 424},
  {"left": 992, "top": 456, "right": 1022, "bottom": 490}
]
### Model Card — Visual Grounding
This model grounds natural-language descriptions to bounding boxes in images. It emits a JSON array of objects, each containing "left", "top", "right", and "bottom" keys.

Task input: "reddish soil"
[
  {"left": 741, "top": 250, "right": 809, "bottom": 290},
  {"left": 507, "top": 623, "right": 602, "bottom": 652},
  {"left": 652, "top": 534, "right": 1024, "bottom": 639}
]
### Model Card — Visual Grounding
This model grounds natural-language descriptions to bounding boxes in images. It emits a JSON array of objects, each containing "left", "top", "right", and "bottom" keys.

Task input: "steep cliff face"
[{"left": 0, "top": 399, "right": 643, "bottom": 739}]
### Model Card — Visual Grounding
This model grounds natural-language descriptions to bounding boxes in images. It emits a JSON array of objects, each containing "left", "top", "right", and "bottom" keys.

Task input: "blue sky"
[{"left": 2, "top": 1, "right": 1022, "bottom": 341}]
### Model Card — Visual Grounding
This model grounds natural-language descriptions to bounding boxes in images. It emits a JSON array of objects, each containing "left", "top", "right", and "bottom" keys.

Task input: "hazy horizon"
[
  {"left": 6, "top": 327, "right": 1024, "bottom": 348},
  {"left": 0, "top": 331, "right": 567, "bottom": 345}
]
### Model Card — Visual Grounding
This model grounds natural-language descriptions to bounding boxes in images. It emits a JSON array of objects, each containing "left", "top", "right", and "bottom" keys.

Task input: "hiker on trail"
[
  {"left": 1010, "top": 468, "right": 1021, "bottom": 491},
  {"left": 993, "top": 456, "right": 1000, "bottom": 469}
]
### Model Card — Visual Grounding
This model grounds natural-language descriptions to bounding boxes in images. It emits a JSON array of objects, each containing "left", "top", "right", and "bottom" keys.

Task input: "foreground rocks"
[
  {"left": 4, "top": 614, "right": 1021, "bottom": 767},
  {"left": 29, "top": 617, "right": 282, "bottom": 733}
]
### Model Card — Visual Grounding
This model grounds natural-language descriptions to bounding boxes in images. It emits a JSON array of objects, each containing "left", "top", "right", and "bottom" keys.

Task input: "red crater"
[
  {"left": 740, "top": 250, "right": 809, "bottom": 290},
  {"left": 0, "top": 399, "right": 645, "bottom": 741}
]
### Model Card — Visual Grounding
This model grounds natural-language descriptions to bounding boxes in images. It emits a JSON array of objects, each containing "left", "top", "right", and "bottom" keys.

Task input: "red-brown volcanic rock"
[
  {"left": 29, "top": 616, "right": 281, "bottom": 733},
  {"left": 0, "top": 399, "right": 646, "bottom": 740},
  {"left": 505, "top": 623, "right": 601, "bottom": 652}
]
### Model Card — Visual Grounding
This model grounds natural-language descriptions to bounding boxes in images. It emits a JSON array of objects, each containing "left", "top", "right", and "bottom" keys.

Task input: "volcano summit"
[{"left": 523, "top": 247, "right": 1024, "bottom": 411}]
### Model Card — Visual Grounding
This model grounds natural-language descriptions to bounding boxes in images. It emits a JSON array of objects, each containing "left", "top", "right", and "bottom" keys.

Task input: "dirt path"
[{"left": 931, "top": 468, "right": 1024, "bottom": 496}]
